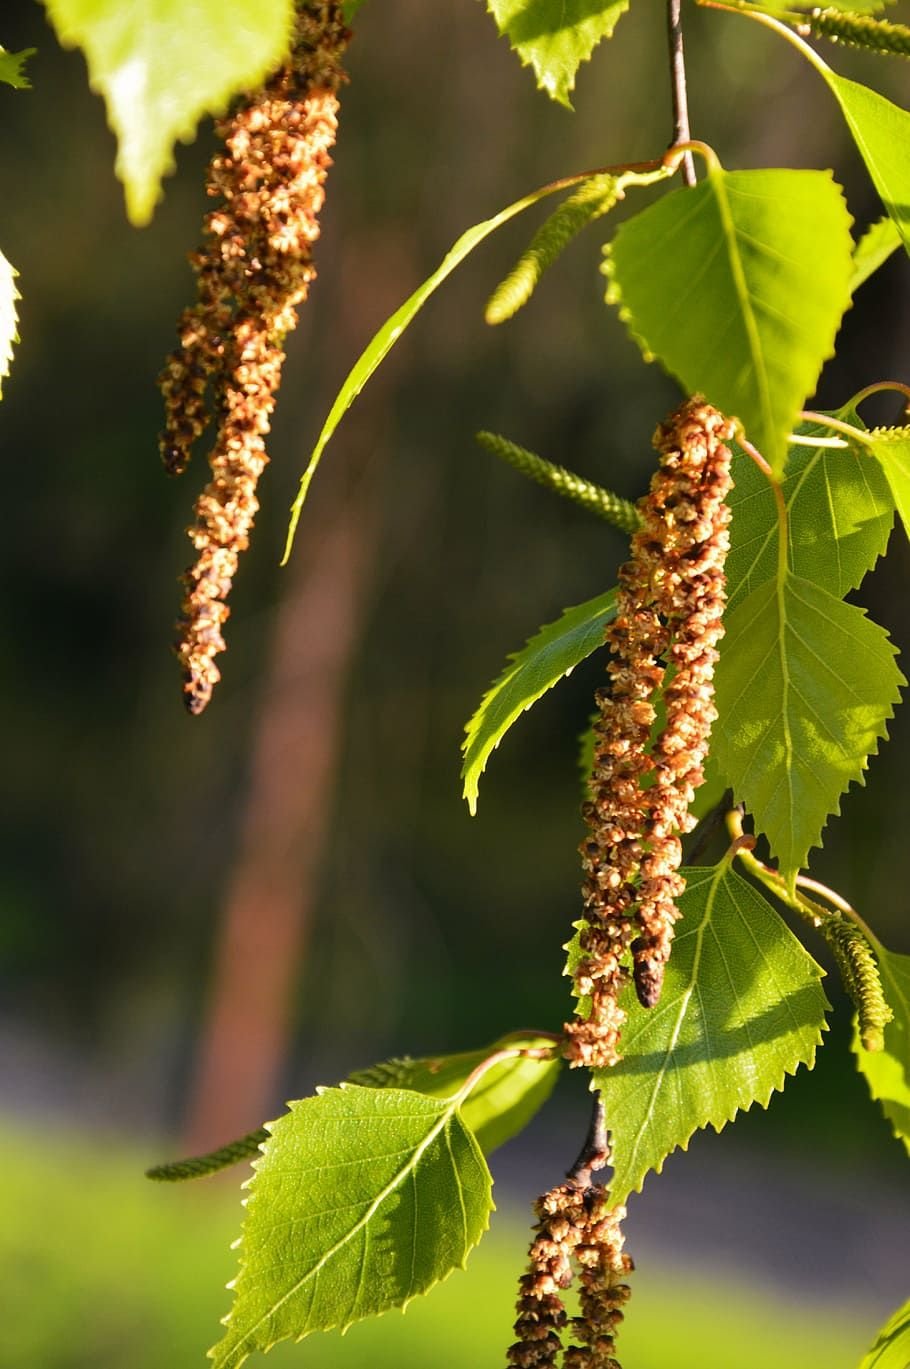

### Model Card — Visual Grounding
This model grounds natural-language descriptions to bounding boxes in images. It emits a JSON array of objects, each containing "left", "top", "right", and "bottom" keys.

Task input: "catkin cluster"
[
  {"left": 159, "top": 1, "right": 350, "bottom": 714},
  {"left": 508, "top": 1181, "right": 632, "bottom": 1369},
  {"left": 565, "top": 398, "right": 734, "bottom": 1070}
]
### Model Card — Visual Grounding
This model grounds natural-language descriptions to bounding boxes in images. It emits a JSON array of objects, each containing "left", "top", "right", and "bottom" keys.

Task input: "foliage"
[
  {"left": 724, "top": 418, "right": 894, "bottom": 612},
  {"left": 865, "top": 426, "right": 910, "bottom": 540},
  {"left": 713, "top": 574, "right": 903, "bottom": 882},
  {"left": 211, "top": 1084, "right": 494, "bottom": 1367},
  {"left": 0, "top": 46, "right": 34, "bottom": 88},
  {"left": 485, "top": 0, "right": 631, "bottom": 107},
  {"left": 41, "top": 0, "right": 295, "bottom": 224},
  {"left": 462, "top": 590, "right": 617, "bottom": 813},
  {"left": 0, "top": 251, "right": 20, "bottom": 399},
  {"left": 587, "top": 861, "right": 829, "bottom": 1204},
  {"left": 605, "top": 166, "right": 854, "bottom": 476},
  {"left": 5, "top": 0, "right": 910, "bottom": 1366},
  {"left": 859, "top": 1298, "right": 910, "bottom": 1369},
  {"left": 854, "top": 943, "right": 910, "bottom": 1155}
]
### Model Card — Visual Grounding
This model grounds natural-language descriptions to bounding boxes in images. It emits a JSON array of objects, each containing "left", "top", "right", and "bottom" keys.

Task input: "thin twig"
[
  {"left": 567, "top": 1093, "right": 610, "bottom": 1187},
  {"left": 667, "top": 0, "right": 697, "bottom": 186}
]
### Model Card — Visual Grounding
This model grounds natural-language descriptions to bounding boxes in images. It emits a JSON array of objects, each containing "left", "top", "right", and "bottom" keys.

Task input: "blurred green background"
[{"left": 0, "top": 1, "right": 908, "bottom": 1365}]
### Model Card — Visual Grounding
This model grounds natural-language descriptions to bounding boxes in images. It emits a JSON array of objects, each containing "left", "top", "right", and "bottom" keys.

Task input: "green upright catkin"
[
  {"left": 146, "top": 1127, "right": 269, "bottom": 1181},
  {"left": 485, "top": 175, "right": 620, "bottom": 325},
  {"left": 819, "top": 915, "right": 892, "bottom": 1053},
  {"left": 797, "top": 8, "right": 910, "bottom": 57},
  {"left": 476, "top": 431, "right": 642, "bottom": 534}
]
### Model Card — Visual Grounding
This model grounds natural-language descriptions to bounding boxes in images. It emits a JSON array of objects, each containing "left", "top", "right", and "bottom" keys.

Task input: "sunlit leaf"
[
  {"left": 862, "top": 426, "right": 910, "bottom": 542},
  {"left": 284, "top": 181, "right": 570, "bottom": 562},
  {"left": 806, "top": 0, "right": 896, "bottom": 12},
  {"left": 0, "top": 46, "right": 35, "bottom": 88},
  {"left": 713, "top": 573, "right": 903, "bottom": 879},
  {"left": 0, "top": 251, "right": 20, "bottom": 398},
  {"left": 590, "top": 863, "right": 828, "bottom": 1204},
  {"left": 821, "top": 73, "right": 910, "bottom": 254},
  {"left": 748, "top": 15, "right": 910, "bottom": 254},
  {"left": 485, "top": 0, "right": 630, "bottom": 107},
  {"left": 462, "top": 589, "right": 617, "bottom": 813},
  {"left": 605, "top": 168, "right": 854, "bottom": 475},
  {"left": 859, "top": 1298, "right": 910, "bottom": 1369},
  {"left": 212, "top": 1086, "right": 493, "bottom": 1368},
  {"left": 851, "top": 216, "right": 902, "bottom": 292},
  {"left": 348, "top": 1033, "right": 561, "bottom": 1154},
  {"left": 725, "top": 419, "right": 893, "bottom": 613},
  {"left": 285, "top": 164, "right": 667, "bottom": 561},
  {"left": 42, "top": 0, "right": 294, "bottom": 224},
  {"left": 854, "top": 942, "right": 910, "bottom": 1155}
]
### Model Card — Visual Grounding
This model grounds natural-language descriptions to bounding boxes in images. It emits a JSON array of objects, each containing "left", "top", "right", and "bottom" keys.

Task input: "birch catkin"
[
  {"left": 159, "top": 2, "right": 350, "bottom": 714},
  {"left": 566, "top": 398, "right": 734, "bottom": 1070}
]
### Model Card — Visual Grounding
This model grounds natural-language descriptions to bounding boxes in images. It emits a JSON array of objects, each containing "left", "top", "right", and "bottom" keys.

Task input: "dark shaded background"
[{"left": 0, "top": 1, "right": 908, "bottom": 1365}]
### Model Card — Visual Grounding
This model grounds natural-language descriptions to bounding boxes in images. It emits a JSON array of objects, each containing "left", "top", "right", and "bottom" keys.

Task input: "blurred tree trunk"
[
  {"left": 181, "top": 471, "right": 377, "bottom": 1152},
  {"left": 179, "top": 217, "right": 410, "bottom": 1152}
]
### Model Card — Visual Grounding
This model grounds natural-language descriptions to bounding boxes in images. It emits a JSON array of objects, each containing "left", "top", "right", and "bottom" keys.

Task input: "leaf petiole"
[{"left": 456, "top": 1043, "right": 559, "bottom": 1106}]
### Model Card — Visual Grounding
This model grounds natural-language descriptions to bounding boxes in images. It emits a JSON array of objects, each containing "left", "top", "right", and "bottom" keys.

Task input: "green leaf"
[
  {"left": 486, "top": 174, "right": 621, "bottom": 324},
  {"left": 806, "top": 0, "right": 896, "bottom": 13},
  {"left": 713, "top": 573, "right": 904, "bottom": 879},
  {"left": 859, "top": 1299, "right": 910, "bottom": 1369},
  {"left": 0, "top": 250, "right": 20, "bottom": 398},
  {"left": 605, "top": 168, "right": 854, "bottom": 476},
  {"left": 485, "top": 0, "right": 630, "bottom": 108},
  {"left": 725, "top": 419, "right": 894, "bottom": 614},
  {"left": 212, "top": 1085, "right": 493, "bottom": 1369},
  {"left": 590, "top": 863, "right": 828, "bottom": 1205},
  {"left": 756, "top": 18, "right": 910, "bottom": 255},
  {"left": 854, "top": 942, "right": 910, "bottom": 1155},
  {"left": 283, "top": 183, "right": 566, "bottom": 561},
  {"left": 863, "top": 426, "right": 910, "bottom": 542},
  {"left": 42, "top": 0, "right": 295, "bottom": 225},
  {"left": 348, "top": 1034, "right": 561, "bottom": 1155},
  {"left": 0, "top": 46, "right": 35, "bottom": 88},
  {"left": 851, "top": 216, "right": 903, "bottom": 292},
  {"left": 823, "top": 73, "right": 910, "bottom": 255},
  {"left": 284, "top": 163, "right": 667, "bottom": 562},
  {"left": 461, "top": 589, "right": 617, "bottom": 813}
]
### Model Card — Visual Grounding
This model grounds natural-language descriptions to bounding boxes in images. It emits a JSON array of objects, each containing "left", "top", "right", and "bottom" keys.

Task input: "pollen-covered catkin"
[
  {"left": 564, "top": 1195, "right": 633, "bottom": 1369},
  {"left": 564, "top": 398, "right": 733, "bottom": 1068},
  {"left": 508, "top": 1181, "right": 633, "bottom": 1369},
  {"left": 631, "top": 400, "right": 734, "bottom": 1005},
  {"left": 160, "top": 1, "right": 350, "bottom": 714}
]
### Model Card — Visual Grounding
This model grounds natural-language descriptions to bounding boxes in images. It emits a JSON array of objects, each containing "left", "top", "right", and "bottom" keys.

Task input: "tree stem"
[
  {"left": 567, "top": 1093, "right": 610, "bottom": 1187},
  {"left": 667, "top": 0, "right": 697, "bottom": 186}
]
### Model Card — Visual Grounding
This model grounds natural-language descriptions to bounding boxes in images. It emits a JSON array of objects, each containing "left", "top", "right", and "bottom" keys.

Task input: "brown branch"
[{"left": 667, "top": 0, "right": 697, "bottom": 186}]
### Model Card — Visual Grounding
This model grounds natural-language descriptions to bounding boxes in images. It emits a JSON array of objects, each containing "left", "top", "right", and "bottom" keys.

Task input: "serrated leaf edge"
[
  {"left": 601, "top": 1022, "right": 828, "bottom": 1202},
  {"left": 593, "top": 866, "right": 830, "bottom": 1203},
  {"left": 483, "top": 0, "right": 631, "bottom": 107},
  {"left": 211, "top": 1087, "right": 494, "bottom": 1365},
  {"left": 603, "top": 171, "right": 854, "bottom": 474},
  {"left": 46, "top": 4, "right": 295, "bottom": 223},
  {"left": 722, "top": 576, "right": 905, "bottom": 879},
  {"left": 461, "top": 589, "right": 616, "bottom": 813}
]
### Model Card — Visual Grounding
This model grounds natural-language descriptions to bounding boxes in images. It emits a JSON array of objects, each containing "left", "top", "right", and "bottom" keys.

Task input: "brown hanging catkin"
[
  {"left": 159, "top": 2, "right": 350, "bottom": 714},
  {"left": 507, "top": 1142, "right": 632, "bottom": 1369},
  {"left": 565, "top": 398, "right": 734, "bottom": 1070}
]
